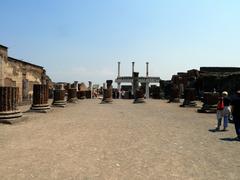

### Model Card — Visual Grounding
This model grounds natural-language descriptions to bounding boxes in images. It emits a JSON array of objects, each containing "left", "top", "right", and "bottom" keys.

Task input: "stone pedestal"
[
  {"left": 30, "top": 84, "right": 50, "bottom": 113},
  {"left": 102, "top": 80, "right": 113, "bottom": 103},
  {"left": 67, "top": 88, "right": 78, "bottom": 103},
  {"left": 168, "top": 85, "right": 180, "bottom": 103},
  {"left": 77, "top": 91, "right": 86, "bottom": 99},
  {"left": 133, "top": 72, "right": 145, "bottom": 103},
  {"left": 180, "top": 88, "right": 197, "bottom": 107},
  {"left": 52, "top": 84, "right": 66, "bottom": 107},
  {"left": 198, "top": 92, "right": 219, "bottom": 113},
  {"left": 0, "top": 87, "right": 22, "bottom": 123}
]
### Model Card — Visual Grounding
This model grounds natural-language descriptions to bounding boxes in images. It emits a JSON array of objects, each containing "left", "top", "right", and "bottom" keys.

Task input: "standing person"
[
  {"left": 215, "top": 91, "right": 228, "bottom": 131},
  {"left": 231, "top": 90, "right": 240, "bottom": 140},
  {"left": 215, "top": 93, "right": 224, "bottom": 131},
  {"left": 222, "top": 91, "right": 231, "bottom": 131}
]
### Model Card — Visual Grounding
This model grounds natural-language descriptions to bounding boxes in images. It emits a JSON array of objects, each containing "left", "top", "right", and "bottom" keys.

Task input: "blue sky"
[{"left": 1, "top": 0, "right": 240, "bottom": 84}]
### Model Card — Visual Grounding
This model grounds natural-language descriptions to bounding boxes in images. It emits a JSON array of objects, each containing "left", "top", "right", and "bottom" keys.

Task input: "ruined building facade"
[{"left": 0, "top": 44, "right": 49, "bottom": 103}]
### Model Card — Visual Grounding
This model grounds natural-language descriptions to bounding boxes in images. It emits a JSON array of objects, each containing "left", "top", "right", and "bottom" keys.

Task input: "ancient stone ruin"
[
  {"left": 0, "top": 44, "right": 52, "bottom": 104},
  {"left": 52, "top": 84, "right": 66, "bottom": 107},
  {"left": 67, "top": 83, "right": 78, "bottom": 103},
  {"left": 30, "top": 84, "right": 50, "bottom": 113},
  {"left": 0, "top": 86, "right": 22, "bottom": 123},
  {"left": 102, "top": 80, "right": 113, "bottom": 103},
  {"left": 167, "top": 75, "right": 181, "bottom": 103},
  {"left": 77, "top": 83, "right": 87, "bottom": 99},
  {"left": 197, "top": 92, "right": 219, "bottom": 113},
  {"left": 133, "top": 72, "right": 145, "bottom": 103},
  {"left": 180, "top": 88, "right": 197, "bottom": 107}
]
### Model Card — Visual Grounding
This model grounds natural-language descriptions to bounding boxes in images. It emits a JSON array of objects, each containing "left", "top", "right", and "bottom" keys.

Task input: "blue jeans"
[
  {"left": 223, "top": 115, "right": 228, "bottom": 128},
  {"left": 233, "top": 116, "right": 240, "bottom": 137}
]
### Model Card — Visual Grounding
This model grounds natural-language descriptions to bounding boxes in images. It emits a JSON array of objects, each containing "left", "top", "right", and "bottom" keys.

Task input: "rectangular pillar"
[
  {"left": 145, "top": 82, "right": 150, "bottom": 99},
  {"left": 117, "top": 83, "right": 121, "bottom": 99}
]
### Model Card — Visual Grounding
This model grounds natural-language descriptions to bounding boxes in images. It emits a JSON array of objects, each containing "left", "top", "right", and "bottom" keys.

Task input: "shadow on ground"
[{"left": 220, "top": 137, "right": 240, "bottom": 142}]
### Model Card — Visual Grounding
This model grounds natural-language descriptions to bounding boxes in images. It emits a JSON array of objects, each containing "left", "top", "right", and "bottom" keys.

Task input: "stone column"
[
  {"left": 0, "top": 87, "right": 22, "bottom": 122},
  {"left": 118, "top": 61, "right": 121, "bottom": 77},
  {"left": 168, "top": 84, "right": 180, "bottom": 103},
  {"left": 145, "top": 62, "right": 150, "bottom": 99},
  {"left": 133, "top": 72, "right": 145, "bottom": 103},
  {"left": 102, "top": 80, "right": 113, "bottom": 103},
  {"left": 198, "top": 92, "right": 219, "bottom": 113},
  {"left": 67, "top": 87, "right": 78, "bottom": 103},
  {"left": 145, "top": 82, "right": 150, "bottom": 99},
  {"left": 180, "top": 88, "right": 197, "bottom": 107},
  {"left": 117, "top": 82, "right": 121, "bottom": 99},
  {"left": 52, "top": 84, "right": 66, "bottom": 107},
  {"left": 131, "top": 62, "right": 135, "bottom": 96},
  {"left": 74, "top": 81, "right": 78, "bottom": 91},
  {"left": 88, "top": 81, "right": 92, "bottom": 99},
  {"left": 30, "top": 84, "right": 50, "bottom": 112}
]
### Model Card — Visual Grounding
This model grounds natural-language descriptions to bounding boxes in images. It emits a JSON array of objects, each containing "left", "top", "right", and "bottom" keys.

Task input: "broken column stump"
[
  {"left": 102, "top": 80, "right": 113, "bottom": 103},
  {"left": 52, "top": 84, "right": 66, "bottom": 107},
  {"left": 30, "top": 84, "right": 50, "bottom": 113},
  {"left": 168, "top": 85, "right": 180, "bottom": 103},
  {"left": 180, "top": 88, "right": 197, "bottom": 107},
  {"left": 0, "top": 87, "right": 22, "bottom": 123},
  {"left": 133, "top": 72, "right": 145, "bottom": 103},
  {"left": 197, "top": 92, "right": 219, "bottom": 113},
  {"left": 67, "top": 88, "right": 78, "bottom": 103},
  {"left": 77, "top": 91, "right": 86, "bottom": 99}
]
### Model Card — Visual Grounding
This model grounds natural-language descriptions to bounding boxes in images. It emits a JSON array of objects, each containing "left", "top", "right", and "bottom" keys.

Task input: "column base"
[
  {"left": 52, "top": 100, "right": 66, "bottom": 107},
  {"left": 197, "top": 104, "right": 217, "bottom": 113},
  {"left": 168, "top": 98, "right": 180, "bottom": 103},
  {"left": 101, "top": 98, "right": 113, "bottom": 104},
  {"left": 30, "top": 104, "right": 51, "bottom": 113},
  {"left": 0, "top": 110, "right": 23, "bottom": 121},
  {"left": 133, "top": 98, "right": 145, "bottom": 104},
  {"left": 67, "top": 98, "right": 78, "bottom": 103},
  {"left": 180, "top": 100, "right": 197, "bottom": 107}
]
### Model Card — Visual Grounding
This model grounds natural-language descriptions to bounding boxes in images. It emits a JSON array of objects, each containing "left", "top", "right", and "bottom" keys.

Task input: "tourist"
[
  {"left": 222, "top": 91, "right": 231, "bottom": 131},
  {"left": 215, "top": 93, "right": 224, "bottom": 131},
  {"left": 231, "top": 90, "right": 240, "bottom": 140}
]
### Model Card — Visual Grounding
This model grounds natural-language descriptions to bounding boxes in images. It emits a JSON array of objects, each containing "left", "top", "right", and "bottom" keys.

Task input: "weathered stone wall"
[
  {"left": 0, "top": 45, "right": 46, "bottom": 102},
  {"left": 0, "top": 46, "right": 8, "bottom": 86},
  {"left": 5, "top": 58, "right": 44, "bottom": 101}
]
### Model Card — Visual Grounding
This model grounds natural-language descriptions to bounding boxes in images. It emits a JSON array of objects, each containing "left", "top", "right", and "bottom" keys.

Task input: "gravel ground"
[{"left": 0, "top": 99, "right": 239, "bottom": 180}]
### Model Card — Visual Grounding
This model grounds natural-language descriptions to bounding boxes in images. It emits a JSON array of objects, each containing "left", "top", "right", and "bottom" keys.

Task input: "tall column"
[
  {"left": 145, "top": 82, "right": 150, "bottom": 99},
  {"left": 118, "top": 61, "right": 120, "bottom": 77},
  {"left": 131, "top": 62, "right": 135, "bottom": 96},
  {"left": 146, "top": 62, "right": 149, "bottom": 77},
  {"left": 117, "top": 61, "right": 121, "bottom": 99},
  {"left": 88, "top": 81, "right": 92, "bottom": 99},
  {"left": 117, "top": 83, "right": 121, "bottom": 99},
  {"left": 145, "top": 62, "right": 150, "bottom": 99}
]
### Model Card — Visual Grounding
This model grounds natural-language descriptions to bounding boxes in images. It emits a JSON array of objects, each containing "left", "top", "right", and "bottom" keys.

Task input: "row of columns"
[
  {"left": 117, "top": 61, "right": 150, "bottom": 99},
  {"left": 0, "top": 76, "right": 147, "bottom": 123}
]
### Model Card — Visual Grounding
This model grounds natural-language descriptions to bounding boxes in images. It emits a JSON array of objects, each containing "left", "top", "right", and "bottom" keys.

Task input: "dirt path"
[{"left": 0, "top": 100, "right": 239, "bottom": 180}]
